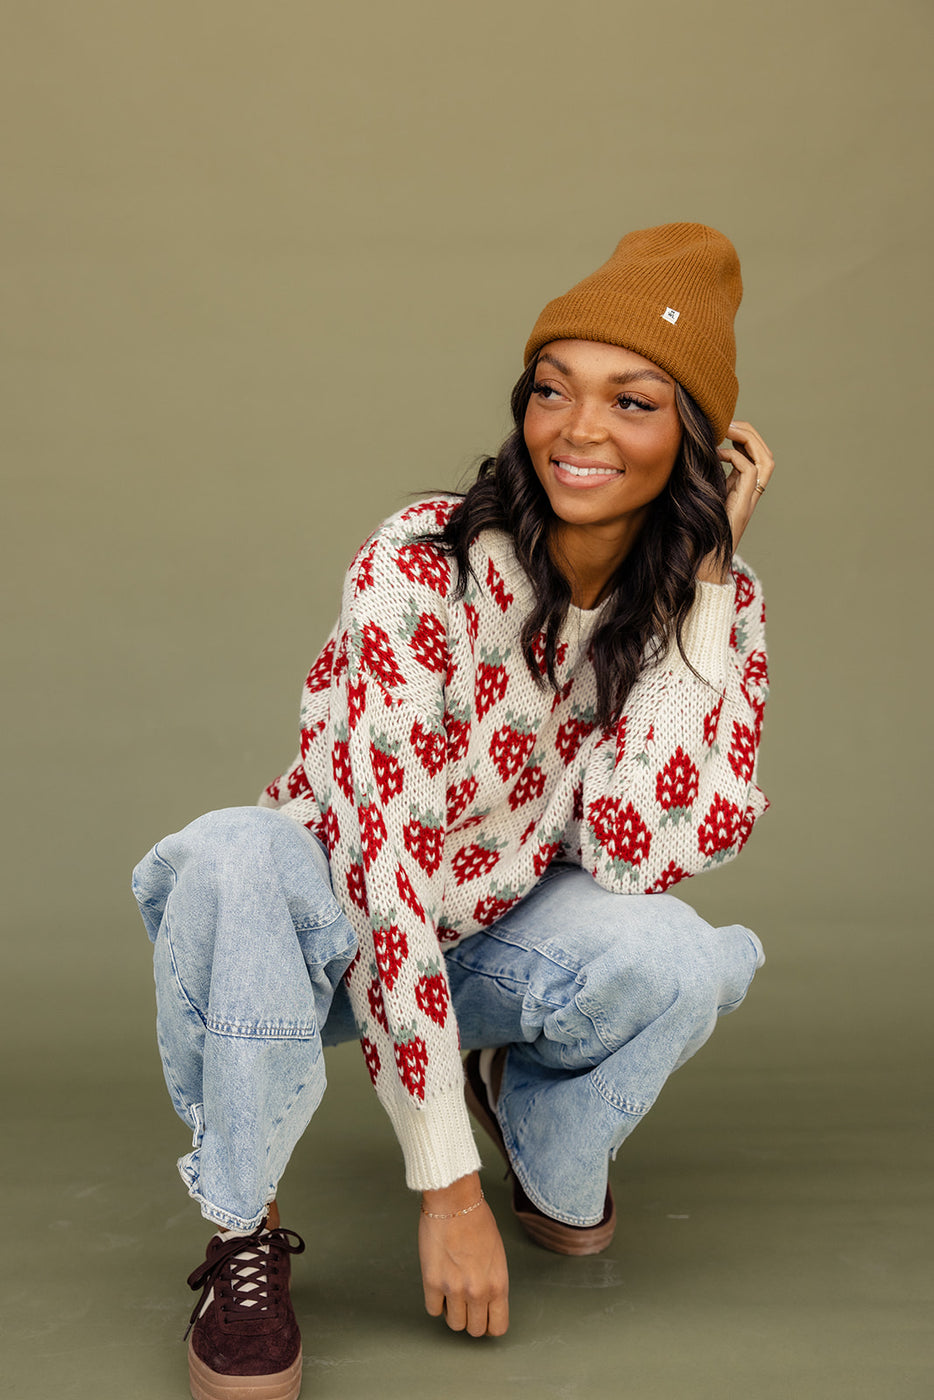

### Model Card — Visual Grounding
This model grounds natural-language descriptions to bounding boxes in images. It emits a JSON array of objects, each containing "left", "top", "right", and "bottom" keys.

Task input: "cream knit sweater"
[{"left": 260, "top": 496, "right": 769, "bottom": 1189}]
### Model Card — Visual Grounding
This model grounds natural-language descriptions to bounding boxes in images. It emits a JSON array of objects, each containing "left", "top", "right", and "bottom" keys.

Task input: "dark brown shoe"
[
  {"left": 185, "top": 1223, "right": 306, "bottom": 1400},
  {"left": 464, "top": 1048, "right": 616, "bottom": 1256}
]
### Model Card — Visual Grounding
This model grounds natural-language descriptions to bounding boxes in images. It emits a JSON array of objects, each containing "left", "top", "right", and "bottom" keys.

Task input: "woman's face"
[{"left": 523, "top": 338, "right": 683, "bottom": 558}]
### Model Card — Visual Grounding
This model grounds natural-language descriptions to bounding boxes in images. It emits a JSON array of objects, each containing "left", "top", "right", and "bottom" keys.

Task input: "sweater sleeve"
[
  {"left": 315, "top": 532, "right": 481, "bottom": 1190},
  {"left": 577, "top": 559, "right": 769, "bottom": 893}
]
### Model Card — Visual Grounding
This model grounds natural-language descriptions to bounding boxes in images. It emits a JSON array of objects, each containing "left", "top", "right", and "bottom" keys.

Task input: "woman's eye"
[
  {"left": 532, "top": 382, "right": 562, "bottom": 401},
  {"left": 617, "top": 393, "right": 655, "bottom": 412}
]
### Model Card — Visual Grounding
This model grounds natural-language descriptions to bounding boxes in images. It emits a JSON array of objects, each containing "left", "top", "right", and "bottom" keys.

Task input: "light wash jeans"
[{"left": 132, "top": 807, "right": 764, "bottom": 1231}]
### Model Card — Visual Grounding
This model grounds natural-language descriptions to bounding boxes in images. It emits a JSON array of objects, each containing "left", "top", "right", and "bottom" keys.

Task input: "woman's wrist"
[{"left": 421, "top": 1171, "right": 483, "bottom": 1214}]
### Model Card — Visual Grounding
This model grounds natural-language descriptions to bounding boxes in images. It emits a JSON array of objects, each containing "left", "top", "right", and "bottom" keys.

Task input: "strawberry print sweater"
[{"left": 259, "top": 496, "right": 769, "bottom": 1190}]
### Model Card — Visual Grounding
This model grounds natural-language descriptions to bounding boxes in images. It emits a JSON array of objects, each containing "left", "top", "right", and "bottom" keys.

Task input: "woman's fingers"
[
  {"left": 486, "top": 1289, "right": 510, "bottom": 1337},
  {"left": 716, "top": 420, "right": 775, "bottom": 554}
]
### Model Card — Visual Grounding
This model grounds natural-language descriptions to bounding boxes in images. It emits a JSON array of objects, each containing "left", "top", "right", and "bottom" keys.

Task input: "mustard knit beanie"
[{"left": 524, "top": 223, "right": 742, "bottom": 442}]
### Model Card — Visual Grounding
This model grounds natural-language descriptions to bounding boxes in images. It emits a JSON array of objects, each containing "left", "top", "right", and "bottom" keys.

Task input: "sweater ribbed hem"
[
  {"left": 384, "top": 1084, "right": 482, "bottom": 1191},
  {"left": 671, "top": 580, "right": 734, "bottom": 683}
]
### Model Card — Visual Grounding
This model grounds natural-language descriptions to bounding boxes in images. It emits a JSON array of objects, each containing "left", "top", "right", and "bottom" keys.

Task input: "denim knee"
[{"left": 133, "top": 805, "right": 358, "bottom": 1031}]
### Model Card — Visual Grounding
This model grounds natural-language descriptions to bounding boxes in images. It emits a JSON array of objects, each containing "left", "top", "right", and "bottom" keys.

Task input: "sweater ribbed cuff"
[
  {"left": 671, "top": 581, "right": 734, "bottom": 683},
  {"left": 384, "top": 1083, "right": 482, "bottom": 1191}
]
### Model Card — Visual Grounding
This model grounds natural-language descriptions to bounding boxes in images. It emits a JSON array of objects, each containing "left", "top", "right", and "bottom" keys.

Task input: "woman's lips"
[{"left": 552, "top": 457, "right": 623, "bottom": 488}]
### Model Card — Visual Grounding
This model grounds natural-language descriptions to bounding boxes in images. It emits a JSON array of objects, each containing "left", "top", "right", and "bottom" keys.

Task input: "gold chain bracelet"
[{"left": 421, "top": 1190, "right": 485, "bottom": 1220}]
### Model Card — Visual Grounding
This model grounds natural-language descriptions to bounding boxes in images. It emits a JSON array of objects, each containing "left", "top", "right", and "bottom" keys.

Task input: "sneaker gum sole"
[{"left": 188, "top": 1340, "right": 303, "bottom": 1400}]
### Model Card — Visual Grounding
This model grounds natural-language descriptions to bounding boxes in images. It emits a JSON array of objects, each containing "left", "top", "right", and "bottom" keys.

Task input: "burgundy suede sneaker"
[{"left": 185, "top": 1222, "right": 306, "bottom": 1400}]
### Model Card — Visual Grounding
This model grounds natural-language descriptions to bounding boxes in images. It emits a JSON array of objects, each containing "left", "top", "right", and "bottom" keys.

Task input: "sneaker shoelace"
[{"left": 185, "top": 1226, "right": 306, "bottom": 1338}]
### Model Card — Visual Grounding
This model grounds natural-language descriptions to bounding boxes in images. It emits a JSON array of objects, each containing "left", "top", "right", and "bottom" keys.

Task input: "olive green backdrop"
[{"left": 3, "top": 2, "right": 932, "bottom": 1397}]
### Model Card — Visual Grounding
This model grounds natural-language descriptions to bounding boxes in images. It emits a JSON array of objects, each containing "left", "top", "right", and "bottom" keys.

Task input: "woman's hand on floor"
[{"left": 419, "top": 1172, "right": 509, "bottom": 1336}]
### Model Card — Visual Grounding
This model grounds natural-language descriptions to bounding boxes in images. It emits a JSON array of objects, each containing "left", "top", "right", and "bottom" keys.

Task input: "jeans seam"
[
  {"left": 590, "top": 1068, "right": 650, "bottom": 1116},
  {"left": 205, "top": 1018, "right": 320, "bottom": 1040},
  {"left": 163, "top": 910, "right": 207, "bottom": 1027}
]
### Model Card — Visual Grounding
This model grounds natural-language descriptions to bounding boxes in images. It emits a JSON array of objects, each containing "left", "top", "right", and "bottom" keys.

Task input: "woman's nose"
[{"left": 562, "top": 401, "right": 607, "bottom": 445}]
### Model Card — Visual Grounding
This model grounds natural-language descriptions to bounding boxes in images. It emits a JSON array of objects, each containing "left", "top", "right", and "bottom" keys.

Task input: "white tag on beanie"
[{"left": 662, "top": 307, "right": 680, "bottom": 324}]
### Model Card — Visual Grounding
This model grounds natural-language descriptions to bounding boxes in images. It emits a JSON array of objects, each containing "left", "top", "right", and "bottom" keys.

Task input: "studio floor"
[{"left": 4, "top": 916, "right": 930, "bottom": 1400}]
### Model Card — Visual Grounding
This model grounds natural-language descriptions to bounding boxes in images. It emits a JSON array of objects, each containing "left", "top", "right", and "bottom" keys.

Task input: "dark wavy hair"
[{"left": 421, "top": 357, "right": 732, "bottom": 727}]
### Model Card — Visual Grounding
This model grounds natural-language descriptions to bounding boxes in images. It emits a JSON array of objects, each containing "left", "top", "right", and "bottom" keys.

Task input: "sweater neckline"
[{"left": 481, "top": 528, "right": 613, "bottom": 643}]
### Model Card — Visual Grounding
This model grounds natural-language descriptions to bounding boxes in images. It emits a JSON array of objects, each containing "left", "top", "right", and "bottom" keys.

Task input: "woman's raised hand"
[
  {"left": 419, "top": 1172, "right": 509, "bottom": 1336},
  {"left": 697, "top": 419, "right": 775, "bottom": 584}
]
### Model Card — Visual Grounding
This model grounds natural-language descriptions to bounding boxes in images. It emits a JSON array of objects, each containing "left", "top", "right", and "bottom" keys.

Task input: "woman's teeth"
[{"left": 556, "top": 461, "right": 620, "bottom": 477}]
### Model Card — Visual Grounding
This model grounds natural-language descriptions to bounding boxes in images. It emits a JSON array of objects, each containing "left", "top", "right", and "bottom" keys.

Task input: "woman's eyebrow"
[
  {"left": 610, "top": 368, "right": 673, "bottom": 388},
  {"left": 537, "top": 351, "right": 673, "bottom": 389}
]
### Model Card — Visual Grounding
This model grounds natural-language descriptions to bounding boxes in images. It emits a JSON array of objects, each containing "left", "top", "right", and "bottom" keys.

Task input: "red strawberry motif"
[
  {"left": 572, "top": 785, "right": 584, "bottom": 821},
  {"left": 345, "top": 862, "right": 368, "bottom": 914},
  {"left": 287, "top": 764, "right": 311, "bottom": 799},
  {"left": 300, "top": 721, "right": 324, "bottom": 758},
  {"left": 334, "top": 631, "right": 350, "bottom": 681},
  {"left": 397, "top": 542, "right": 451, "bottom": 596},
  {"left": 367, "top": 972, "right": 388, "bottom": 1031},
  {"left": 703, "top": 695, "right": 724, "bottom": 747},
  {"left": 464, "top": 604, "right": 479, "bottom": 646},
  {"left": 489, "top": 713, "right": 536, "bottom": 781},
  {"left": 353, "top": 538, "right": 379, "bottom": 594},
  {"left": 305, "top": 639, "right": 335, "bottom": 694},
  {"left": 403, "top": 809, "right": 444, "bottom": 875},
  {"left": 550, "top": 677, "right": 574, "bottom": 713},
  {"left": 446, "top": 773, "right": 478, "bottom": 827},
  {"left": 727, "top": 721, "right": 757, "bottom": 782},
  {"left": 435, "top": 923, "right": 460, "bottom": 945},
  {"left": 347, "top": 676, "right": 367, "bottom": 732},
  {"left": 533, "top": 841, "right": 562, "bottom": 876},
  {"left": 406, "top": 608, "right": 448, "bottom": 675},
  {"left": 531, "top": 630, "right": 569, "bottom": 676},
  {"left": 411, "top": 717, "right": 446, "bottom": 777},
  {"left": 359, "top": 621, "right": 404, "bottom": 688},
  {"left": 342, "top": 947, "right": 362, "bottom": 984},
  {"left": 358, "top": 800, "right": 387, "bottom": 869},
  {"left": 395, "top": 863, "right": 425, "bottom": 919},
  {"left": 373, "top": 923, "right": 409, "bottom": 991},
  {"left": 444, "top": 707, "right": 471, "bottom": 762},
  {"left": 742, "top": 650, "right": 769, "bottom": 703},
  {"left": 736, "top": 802, "right": 760, "bottom": 852},
  {"left": 733, "top": 569, "right": 755, "bottom": 611},
  {"left": 323, "top": 806, "right": 340, "bottom": 851},
  {"left": 473, "top": 891, "right": 520, "bottom": 926},
  {"left": 452, "top": 838, "right": 501, "bottom": 884},
  {"left": 587, "top": 797, "right": 652, "bottom": 870},
  {"left": 264, "top": 779, "right": 281, "bottom": 803},
  {"left": 332, "top": 737, "right": 354, "bottom": 801},
  {"left": 615, "top": 717, "right": 627, "bottom": 763},
  {"left": 508, "top": 765, "right": 547, "bottom": 811},
  {"left": 647, "top": 862, "right": 691, "bottom": 894},
  {"left": 697, "top": 792, "right": 742, "bottom": 857},
  {"left": 475, "top": 647, "right": 508, "bottom": 720},
  {"left": 414, "top": 962, "right": 449, "bottom": 1027},
  {"left": 486, "top": 557, "right": 514, "bottom": 612},
  {"left": 370, "top": 736, "right": 405, "bottom": 804},
  {"left": 555, "top": 711, "right": 596, "bottom": 764},
  {"left": 393, "top": 1028, "right": 428, "bottom": 1101},
  {"left": 400, "top": 498, "right": 454, "bottom": 528},
  {"left": 360, "top": 1036, "right": 381, "bottom": 1085},
  {"left": 520, "top": 820, "right": 537, "bottom": 846},
  {"left": 655, "top": 746, "right": 700, "bottom": 821}
]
